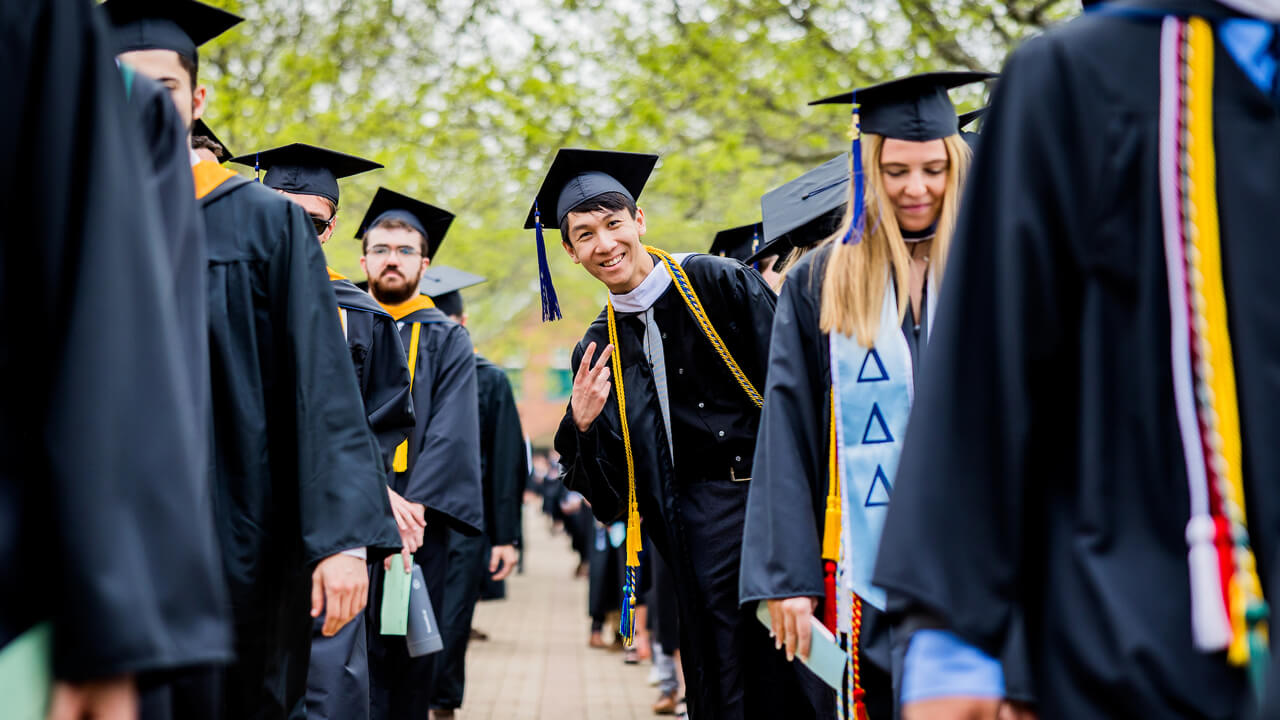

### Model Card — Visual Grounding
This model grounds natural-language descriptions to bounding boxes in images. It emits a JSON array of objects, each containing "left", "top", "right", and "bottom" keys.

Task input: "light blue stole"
[{"left": 831, "top": 274, "right": 934, "bottom": 624}]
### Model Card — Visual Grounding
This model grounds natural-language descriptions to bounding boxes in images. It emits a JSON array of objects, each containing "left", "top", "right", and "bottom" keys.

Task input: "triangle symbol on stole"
[
  {"left": 861, "top": 403, "right": 894, "bottom": 445},
  {"left": 857, "top": 349, "right": 889, "bottom": 383},
  {"left": 865, "top": 466, "right": 892, "bottom": 507}
]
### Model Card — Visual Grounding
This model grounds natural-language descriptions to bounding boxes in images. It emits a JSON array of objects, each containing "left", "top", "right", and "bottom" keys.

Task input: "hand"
[
  {"left": 311, "top": 553, "right": 370, "bottom": 637},
  {"left": 902, "top": 698, "right": 1002, "bottom": 720},
  {"left": 570, "top": 342, "right": 614, "bottom": 433},
  {"left": 489, "top": 544, "right": 519, "bottom": 581},
  {"left": 47, "top": 676, "right": 137, "bottom": 720},
  {"left": 766, "top": 596, "right": 819, "bottom": 662},
  {"left": 998, "top": 701, "right": 1038, "bottom": 720},
  {"left": 387, "top": 489, "right": 426, "bottom": 552}
]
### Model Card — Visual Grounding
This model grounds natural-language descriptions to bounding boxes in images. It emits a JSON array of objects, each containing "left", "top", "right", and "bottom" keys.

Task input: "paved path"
[{"left": 460, "top": 505, "right": 661, "bottom": 720}]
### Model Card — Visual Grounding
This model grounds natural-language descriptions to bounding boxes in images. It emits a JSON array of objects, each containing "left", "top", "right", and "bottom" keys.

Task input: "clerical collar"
[
  {"left": 901, "top": 222, "right": 937, "bottom": 244},
  {"left": 610, "top": 258, "right": 671, "bottom": 314},
  {"left": 377, "top": 293, "right": 436, "bottom": 321}
]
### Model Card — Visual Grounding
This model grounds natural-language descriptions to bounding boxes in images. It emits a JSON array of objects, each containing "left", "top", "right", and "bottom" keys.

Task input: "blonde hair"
[{"left": 819, "top": 132, "right": 971, "bottom": 346}]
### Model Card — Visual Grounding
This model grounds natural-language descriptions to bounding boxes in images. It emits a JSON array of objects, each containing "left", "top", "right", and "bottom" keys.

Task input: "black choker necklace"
[{"left": 901, "top": 222, "right": 937, "bottom": 243}]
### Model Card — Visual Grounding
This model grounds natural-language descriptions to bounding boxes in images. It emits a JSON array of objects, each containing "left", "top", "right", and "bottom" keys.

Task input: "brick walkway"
[{"left": 460, "top": 505, "right": 661, "bottom": 720}]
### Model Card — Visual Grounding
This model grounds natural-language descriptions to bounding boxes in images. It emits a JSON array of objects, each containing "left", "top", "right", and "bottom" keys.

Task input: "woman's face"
[{"left": 879, "top": 138, "right": 949, "bottom": 233}]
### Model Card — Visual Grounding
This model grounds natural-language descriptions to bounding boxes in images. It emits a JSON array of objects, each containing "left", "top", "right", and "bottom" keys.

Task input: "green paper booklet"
[
  {"left": 380, "top": 563, "right": 412, "bottom": 636},
  {"left": 0, "top": 622, "right": 53, "bottom": 720}
]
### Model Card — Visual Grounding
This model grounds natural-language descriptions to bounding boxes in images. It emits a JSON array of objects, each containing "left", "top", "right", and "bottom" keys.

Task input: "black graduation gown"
[
  {"left": 0, "top": 0, "right": 229, "bottom": 681},
  {"left": 475, "top": 354, "right": 527, "bottom": 549},
  {"left": 305, "top": 277, "right": 414, "bottom": 720},
  {"left": 429, "top": 354, "right": 528, "bottom": 710},
  {"left": 872, "top": 2, "right": 1280, "bottom": 717},
  {"left": 555, "top": 253, "right": 809, "bottom": 720},
  {"left": 331, "top": 277, "right": 416, "bottom": 470},
  {"left": 368, "top": 302, "right": 482, "bottom": 720},
  {"left": 198, "top": 169, "right": 401, "bottom": 720},
  {"left": 739, "top": 246, "right": 916, "bottom": 720}
]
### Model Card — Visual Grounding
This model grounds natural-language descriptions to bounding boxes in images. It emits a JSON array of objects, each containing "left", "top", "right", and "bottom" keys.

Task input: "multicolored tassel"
[
  {"left": 1160, "top": 14, "right": 1269, "bottom": 697},
  {"left": 534, "top": 203, "right": 562, "bottom": 322},
  {"left": 841, "top": 93, "right": 866, "bottom": 245},
  {"left": 254, "top": 150, "right": 261, "bottom": 182}
]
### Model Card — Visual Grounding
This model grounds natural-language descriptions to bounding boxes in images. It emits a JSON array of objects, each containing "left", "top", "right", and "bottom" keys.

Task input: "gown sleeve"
[
  {"left": 871, "top": 30, "right": 1084, "bottom": 656},
  {"left": 739, "top": 254, "right": 829, "bottom": 603},
  {"left": 270, "top": 201, "right": 401, "bottom": 564},
  {"left": 365, "top": 312, "right": 415, "bottom": 472},
  {"left": 554, "top": 339, "right": 625, "bottom": 525},
  {"left": 482, "top": 366, "right": 528, "bottom": 547},
  {"left": 403, "top": 323, "right": 484, "bottom": 534}
]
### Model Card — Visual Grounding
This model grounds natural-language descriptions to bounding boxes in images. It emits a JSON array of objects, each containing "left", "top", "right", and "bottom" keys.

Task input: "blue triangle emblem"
[
  {"left": 861, "top": 403, "right": 894, "bottom": 445},
  {"left": 857, "top": 349, "right": 889, "bottom": 383},
  {"left": 865, "top": 466, "right": 892, "bottom": 507}
]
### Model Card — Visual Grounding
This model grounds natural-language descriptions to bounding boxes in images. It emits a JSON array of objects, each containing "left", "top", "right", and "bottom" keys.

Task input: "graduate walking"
[
  {"left": 874, "top": 1, "right": 1280, "bottom": 718},
  {"left": 231, "top": 144, "right": 418, "bottom": 720},
  {"left": 541, "top": 149, "right": 809, "bottom": 720},
  {"left": 738, "top": 72, "right": 992, "bottom": 720},
  {"left": 357, "top": 189, "right": 485, "bottom": 720},
  {"left": 105, "top": 3, "right": 404, "bottom": 717}
]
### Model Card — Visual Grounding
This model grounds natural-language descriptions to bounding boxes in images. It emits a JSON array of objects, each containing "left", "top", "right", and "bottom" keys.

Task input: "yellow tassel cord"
[
  {"left": 392, "top": 322, "right": 421, "bottom": 473},
  {"left": 823, "top": 389, "right": 842, "bottom": 562},
  {"left": 1184, "top": 16, "right": 1268, "bottom": 670},
  {"left": 647, "top": 246, "right": 763, "bottom": 408},
  {"left": 605, "top": 248, "right": 765, "bottom": 645}
]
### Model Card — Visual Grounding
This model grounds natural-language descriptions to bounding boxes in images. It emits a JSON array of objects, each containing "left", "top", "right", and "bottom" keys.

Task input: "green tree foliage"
[{"left": 200, "top": 0, "right": 1079, "bottom": 382}]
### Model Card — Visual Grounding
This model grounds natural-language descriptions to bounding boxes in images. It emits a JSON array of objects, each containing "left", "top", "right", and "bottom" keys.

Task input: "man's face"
[
  {"left": 561, "top": 206, "right": 650, "bottom": 294},
  {"left": 278, "top": 191, "right": 336, "bottom": 244},
  {"left": 360, "top": 226, "right": 428, "bottom": 303},
  {"left": 118, "top": 49, "right": 206, "bottom": 130}
]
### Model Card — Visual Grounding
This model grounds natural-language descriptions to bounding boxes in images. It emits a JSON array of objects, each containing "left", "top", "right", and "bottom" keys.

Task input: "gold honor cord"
[
  {"left": 392, "top": 322, "right": 422, "bottom": 473},
  {"left": 647, "top": 246, "right": 763, "bottom": 409},
  {"left": 1181, "top": 17, "right": 1268, "bottom": 677},
  {"left": 603, "top": 248, "right": 764, "bottom": 646}
]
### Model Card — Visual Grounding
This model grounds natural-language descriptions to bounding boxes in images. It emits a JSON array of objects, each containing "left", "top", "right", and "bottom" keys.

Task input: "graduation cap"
[
  {"left": 356, "top": 187, "right": 455, "bottom": 260},
  {"left": 191, "top": 118, "right": 232, "bottom": 163},
  {"left": 959, "top": 107, "right": 989, "bottom": 151},
  {"left": 420, "top": 266, "right": 487, "bottom": 318},
  {"left": 709, "top": 223, "right": 765, "bottom": 263},
  {"left": 810, "top": 71, "right": 997, "bottom": 142},
  {"left": 103, "top": 0, "right": 243, "bottom": 61},
  {"left": 525, "top": 148, "right": 660, "bottom": 321},
  {"left": 230, "top": 144, "right": 382, "bottom": 206},
  {"left": 748, "top": 153, "right": 850, "bottom": 267},
  {"left": 810, "top": 71, "right": 994, "bottom": 244},
  {"left": 958, "top": 107, "right": 988, "bottom": 131}
]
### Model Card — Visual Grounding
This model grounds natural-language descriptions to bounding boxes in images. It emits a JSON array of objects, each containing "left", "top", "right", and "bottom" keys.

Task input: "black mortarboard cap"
[
  {"left": 103, "top": 0, "right": 242, "bottom": 61},
  {"left": 810, "top": 71, "right": 996, "bottom": 142},
  {"left": 524, "top": 148, "right": 659, "bottom": 322},
  {"left": 192, "top": 118, "right": 232, "bottom": 163},
  {"left": 959, "top": 107, "right": 989, "bottom": 151},
  {"left": 230, "top": 144, "right": 382, "bottom": 206},
  {"left": 356, "top": 187, "right": 455, "bottom": 260},
  {"left": 524, "top": 149, "right": 659, "bottom": 229},
  {"left": 958, "top": 107, "right": 988, "bottom": 131},
  {"left": 708, "top": 223, "right": 765, "bottom": 263},
  {"left": 420, "top": 266, "right": 487, "bottom": 317},
  {"left": 760, "top": 153, "right": 850, "bottom": 246}
]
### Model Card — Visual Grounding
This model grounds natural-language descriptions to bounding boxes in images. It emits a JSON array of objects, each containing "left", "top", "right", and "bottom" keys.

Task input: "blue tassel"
[
  {"left": 620, "top": 565, "right": 639, "bottom": 646},
  {"left": 534, "top": 203, "right": 562, "bottom": 322},
  {"left": 254, "top": 151, "right": 261, "bottom": 183},
  {"left": 751, "top": 227, "right": 761, "bottom": 272},
  {"left": 842, "top": 96, "right": 866, "bottom": 245}
]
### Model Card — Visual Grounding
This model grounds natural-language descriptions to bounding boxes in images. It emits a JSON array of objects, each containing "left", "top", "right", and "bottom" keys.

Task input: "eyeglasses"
[
  {"left": 311, "top": 214, "right": 335, "bottom": 236},
  {"left": 366, "top": 246, "right": 422, "bottom": 258}
]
